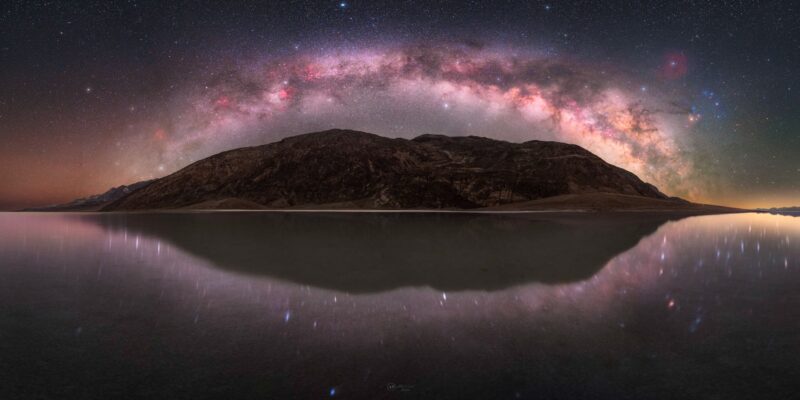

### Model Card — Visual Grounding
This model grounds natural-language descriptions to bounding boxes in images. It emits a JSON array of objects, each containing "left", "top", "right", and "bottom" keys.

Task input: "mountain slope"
[
  {"left": 104, "top": 129, "right": 675, "bottom": 211},
  {"left": 24, "top": 180, "right": 154, "bottom": 211}
]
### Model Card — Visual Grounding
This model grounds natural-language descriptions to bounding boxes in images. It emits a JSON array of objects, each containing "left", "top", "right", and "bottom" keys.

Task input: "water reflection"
[
  {"left": 79, "top": 212, "right": 680, "bottom": 291},
  {"left": 0, "top": 212, "right": 798, "bottom": 399}
]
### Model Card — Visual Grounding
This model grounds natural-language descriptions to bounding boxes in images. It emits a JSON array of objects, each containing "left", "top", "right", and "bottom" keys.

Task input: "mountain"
[
  {"left": 760, "top": 206, "right": 800, "bottom": 216},
  {"left": 24, "top": 180, "right": 154, "bottom": 211},
  {"left": 100, "top": 129, "right": 737, "bottom": 212}
]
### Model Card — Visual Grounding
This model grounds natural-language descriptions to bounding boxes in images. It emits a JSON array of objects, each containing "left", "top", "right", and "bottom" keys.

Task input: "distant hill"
[
  {"left": 98, "top": 129, "right": 739, "bottom": 212},
  {"left": 760, "top": 206, "right": 800, "bottom": 216},
  {"left": 23, "top": 180, "right": 154, "bottom": 211}
]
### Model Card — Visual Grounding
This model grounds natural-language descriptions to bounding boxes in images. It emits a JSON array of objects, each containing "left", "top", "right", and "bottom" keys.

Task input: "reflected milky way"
[{"left": 1, "top": 212, "right": 799, "bottom": 399}]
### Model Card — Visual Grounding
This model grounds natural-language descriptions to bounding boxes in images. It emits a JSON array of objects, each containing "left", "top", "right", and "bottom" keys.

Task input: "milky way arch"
[{"left": 146, "top": 43, "right": 700, "bottom": 198}]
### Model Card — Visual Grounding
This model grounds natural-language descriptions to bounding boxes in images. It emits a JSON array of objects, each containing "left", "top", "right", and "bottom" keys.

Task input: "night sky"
[{"left": 1, "top": 0, "right": 797, "bottom": 210}]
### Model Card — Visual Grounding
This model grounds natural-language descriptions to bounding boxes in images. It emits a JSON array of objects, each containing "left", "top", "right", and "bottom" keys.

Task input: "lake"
[{"left": 1, "top": 212, "right": 798, "bottom": 399}]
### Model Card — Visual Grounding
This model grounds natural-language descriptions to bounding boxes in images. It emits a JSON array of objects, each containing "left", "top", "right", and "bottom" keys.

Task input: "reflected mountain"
[
  {"left": 766, "top": 211, "right": 800, "bottom": 217},
  {"left": 82, "top": 212, "right": 688, "bottom": 292}
]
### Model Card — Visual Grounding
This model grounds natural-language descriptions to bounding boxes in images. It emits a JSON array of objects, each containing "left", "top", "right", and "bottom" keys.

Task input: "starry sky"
[{"left": 1, "top": 0, "right": 797, "bottom": 210}]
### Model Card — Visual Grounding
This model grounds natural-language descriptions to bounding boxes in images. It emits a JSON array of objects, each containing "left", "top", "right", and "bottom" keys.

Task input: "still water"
[{"left": 1, "top": 212, "right": 798, "bottom": 399}]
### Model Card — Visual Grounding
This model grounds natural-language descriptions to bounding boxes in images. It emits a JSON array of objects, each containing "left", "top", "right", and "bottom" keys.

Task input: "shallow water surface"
[{"left": 1, "top": 212, "right": 799, "bottom": 399}]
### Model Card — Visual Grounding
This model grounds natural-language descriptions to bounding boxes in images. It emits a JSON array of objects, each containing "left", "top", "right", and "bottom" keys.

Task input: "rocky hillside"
[
  {"left": 102, "top": 129, "right": 672, "bottom": 211},
  {"left": 24, "top": 180, "right": 154, "bottom": 211}
]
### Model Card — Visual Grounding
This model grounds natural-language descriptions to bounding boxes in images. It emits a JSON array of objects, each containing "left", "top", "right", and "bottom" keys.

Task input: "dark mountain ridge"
[
  {"left": 100, "top": 128, "right": 704, "bottom": 211},
  {"left": 23, "top": 180, "right": 154, "bottom": 211},
  {"left": 759, "top": 206, "right": 800, "bottom": 216}
]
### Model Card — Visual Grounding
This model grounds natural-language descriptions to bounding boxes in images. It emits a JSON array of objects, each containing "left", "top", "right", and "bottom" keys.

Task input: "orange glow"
[{"left": 154, "top": 128, "right": 168, "bottom": 141}]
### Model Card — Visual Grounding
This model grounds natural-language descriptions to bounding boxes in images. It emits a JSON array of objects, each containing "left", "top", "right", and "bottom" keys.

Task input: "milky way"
[
  {"left": 139, "top": 43, "right": 699, "bottom": 197},
  {"left": 3, "top": 1, "right": 797, "bottom": 209}
]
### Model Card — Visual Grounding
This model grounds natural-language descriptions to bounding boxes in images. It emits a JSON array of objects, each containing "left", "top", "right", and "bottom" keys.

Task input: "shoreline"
[{"left": 10, "top": 207, "right": 752, "bottom": 215}]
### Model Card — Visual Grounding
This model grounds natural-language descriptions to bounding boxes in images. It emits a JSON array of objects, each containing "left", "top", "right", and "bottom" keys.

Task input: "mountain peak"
[{"left": 285, "top": 128, "right": 385, "bottom": 142}]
